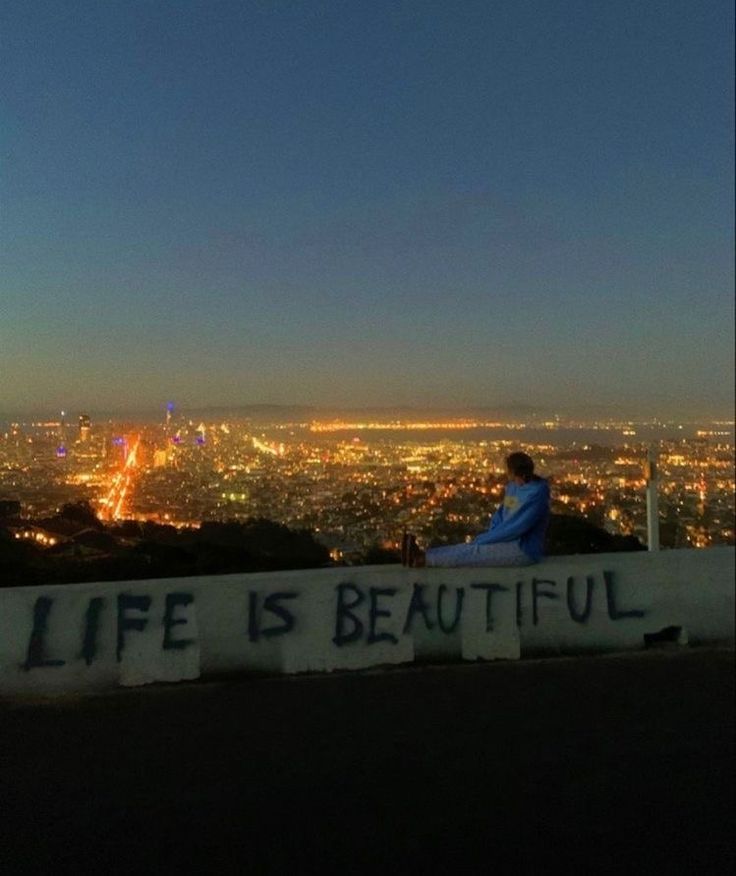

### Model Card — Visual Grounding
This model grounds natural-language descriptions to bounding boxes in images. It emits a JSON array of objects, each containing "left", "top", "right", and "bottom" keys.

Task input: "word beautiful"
[
  {"left": 22, "top": 571, "right": 644, "bottom": 671},
  {"left": 333, "top": 571, "right": 643, "bottom": 646}
]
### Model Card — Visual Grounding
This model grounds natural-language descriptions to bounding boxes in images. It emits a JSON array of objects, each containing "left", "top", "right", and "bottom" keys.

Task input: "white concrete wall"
[{"left": 0, "top": 547, "right": 733, "bottom": 696}]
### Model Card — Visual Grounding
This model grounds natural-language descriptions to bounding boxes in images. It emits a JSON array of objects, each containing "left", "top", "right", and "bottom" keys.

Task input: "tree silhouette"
[{"left": 58, "top": 501, "right": 103, "bottom": 530}]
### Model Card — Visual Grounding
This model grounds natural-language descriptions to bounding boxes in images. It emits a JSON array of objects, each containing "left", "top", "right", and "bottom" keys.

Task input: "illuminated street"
[{"left": 98, "top": 436, "right": 140, "bottom": 522}]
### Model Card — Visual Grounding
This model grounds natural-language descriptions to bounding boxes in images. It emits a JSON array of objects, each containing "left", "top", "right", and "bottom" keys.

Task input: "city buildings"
[{"left": 1, "top": 414, "right": 733, "bottom": 555}]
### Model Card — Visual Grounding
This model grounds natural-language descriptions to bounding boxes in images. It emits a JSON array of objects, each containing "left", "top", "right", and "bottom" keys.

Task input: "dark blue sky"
[{"left": 2, "top": 0, "right": 733, "bottom": 417}]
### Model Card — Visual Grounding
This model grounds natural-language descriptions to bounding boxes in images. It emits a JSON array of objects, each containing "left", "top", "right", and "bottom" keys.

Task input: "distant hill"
[
  {"left": 0, "top": 504, "right": 330, "bottom": 587},
  {"left": 168, "top": 403, "right": 555, "bottom": 423},
  {"left": 545, "top": 514, "right": 645, "bottom": 555},
  {"left": 2, "top": 401, "right": 732, "bottom": 425}
]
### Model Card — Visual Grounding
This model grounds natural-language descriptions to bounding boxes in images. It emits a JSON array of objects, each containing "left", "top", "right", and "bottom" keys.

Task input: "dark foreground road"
[{"left": 2, "top": 648, "right": 734, "bottom": 875}]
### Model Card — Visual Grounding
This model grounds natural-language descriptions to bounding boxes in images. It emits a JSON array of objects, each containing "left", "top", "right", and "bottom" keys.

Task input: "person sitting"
[{"left": 410, "top": 451, "right": 550, "bottom": 568}]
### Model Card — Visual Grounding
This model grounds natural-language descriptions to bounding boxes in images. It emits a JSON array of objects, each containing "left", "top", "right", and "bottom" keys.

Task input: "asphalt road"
[{"left": 2, "top": 648, "right": 733, "bottom": 875}]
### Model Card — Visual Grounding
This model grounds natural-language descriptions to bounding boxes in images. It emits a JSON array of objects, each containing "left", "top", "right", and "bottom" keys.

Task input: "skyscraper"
[
  {"left": 57, "top": 411, "right": 67, "bottom": 459},
  {"left": 79, "top": 414, "right": 91, "bottom": 443}
]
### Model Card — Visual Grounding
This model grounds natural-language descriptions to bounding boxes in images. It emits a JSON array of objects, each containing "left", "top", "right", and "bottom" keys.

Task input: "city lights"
[{"left": 0, "top": 414, "right": 733, "bottom": 554}]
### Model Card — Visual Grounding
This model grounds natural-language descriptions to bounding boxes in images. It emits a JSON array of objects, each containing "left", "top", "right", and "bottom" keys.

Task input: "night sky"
[{"left": 2, "top": 0, "right": 733, "bottom": 417}]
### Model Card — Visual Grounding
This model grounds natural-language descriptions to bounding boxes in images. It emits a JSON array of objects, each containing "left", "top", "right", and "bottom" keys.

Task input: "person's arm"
[
  {"left": 473, "top": 496, "right": 505, "bottom": 545},
  {"left": 489, "top": 487, "right": 506, "bottom": 531},
  {"left": 478, "top": 487, "right": 549, "bottom": 545},
  {"left": 473, "top": 526, "right": 496, "bottom": 545}
]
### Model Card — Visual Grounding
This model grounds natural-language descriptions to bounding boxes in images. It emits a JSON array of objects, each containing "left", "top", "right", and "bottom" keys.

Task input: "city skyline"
[
  {"left": 2, "top": 1, "right": 734, "bottom": 415},
  {"left": 2, "top": 411, "right": 733, "bottom": 560}
]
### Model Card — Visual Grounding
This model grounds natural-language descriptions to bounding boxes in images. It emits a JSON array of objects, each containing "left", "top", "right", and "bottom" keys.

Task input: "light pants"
[{"left": 425, "top": 540, "right": 535, "bottom": 568}]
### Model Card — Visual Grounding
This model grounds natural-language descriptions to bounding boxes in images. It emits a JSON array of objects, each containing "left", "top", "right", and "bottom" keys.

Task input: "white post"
[{"left": 644, "top": 448, "right": 660, "bottom": 551}]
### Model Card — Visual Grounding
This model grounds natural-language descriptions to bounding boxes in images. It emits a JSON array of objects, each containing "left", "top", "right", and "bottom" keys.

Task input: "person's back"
[{"left": 488, "top": 476, "right": 550, "bottom": 562}]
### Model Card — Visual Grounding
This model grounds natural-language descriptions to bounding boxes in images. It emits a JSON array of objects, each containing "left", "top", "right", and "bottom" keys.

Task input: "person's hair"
[{"left": 506, "top": 451, "right": 538, "bottom": 482}]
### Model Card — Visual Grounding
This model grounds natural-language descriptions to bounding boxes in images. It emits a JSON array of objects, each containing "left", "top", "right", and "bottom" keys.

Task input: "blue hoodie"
[{"left": 473, "top": 478, "right": 550, "bottom": 561}]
